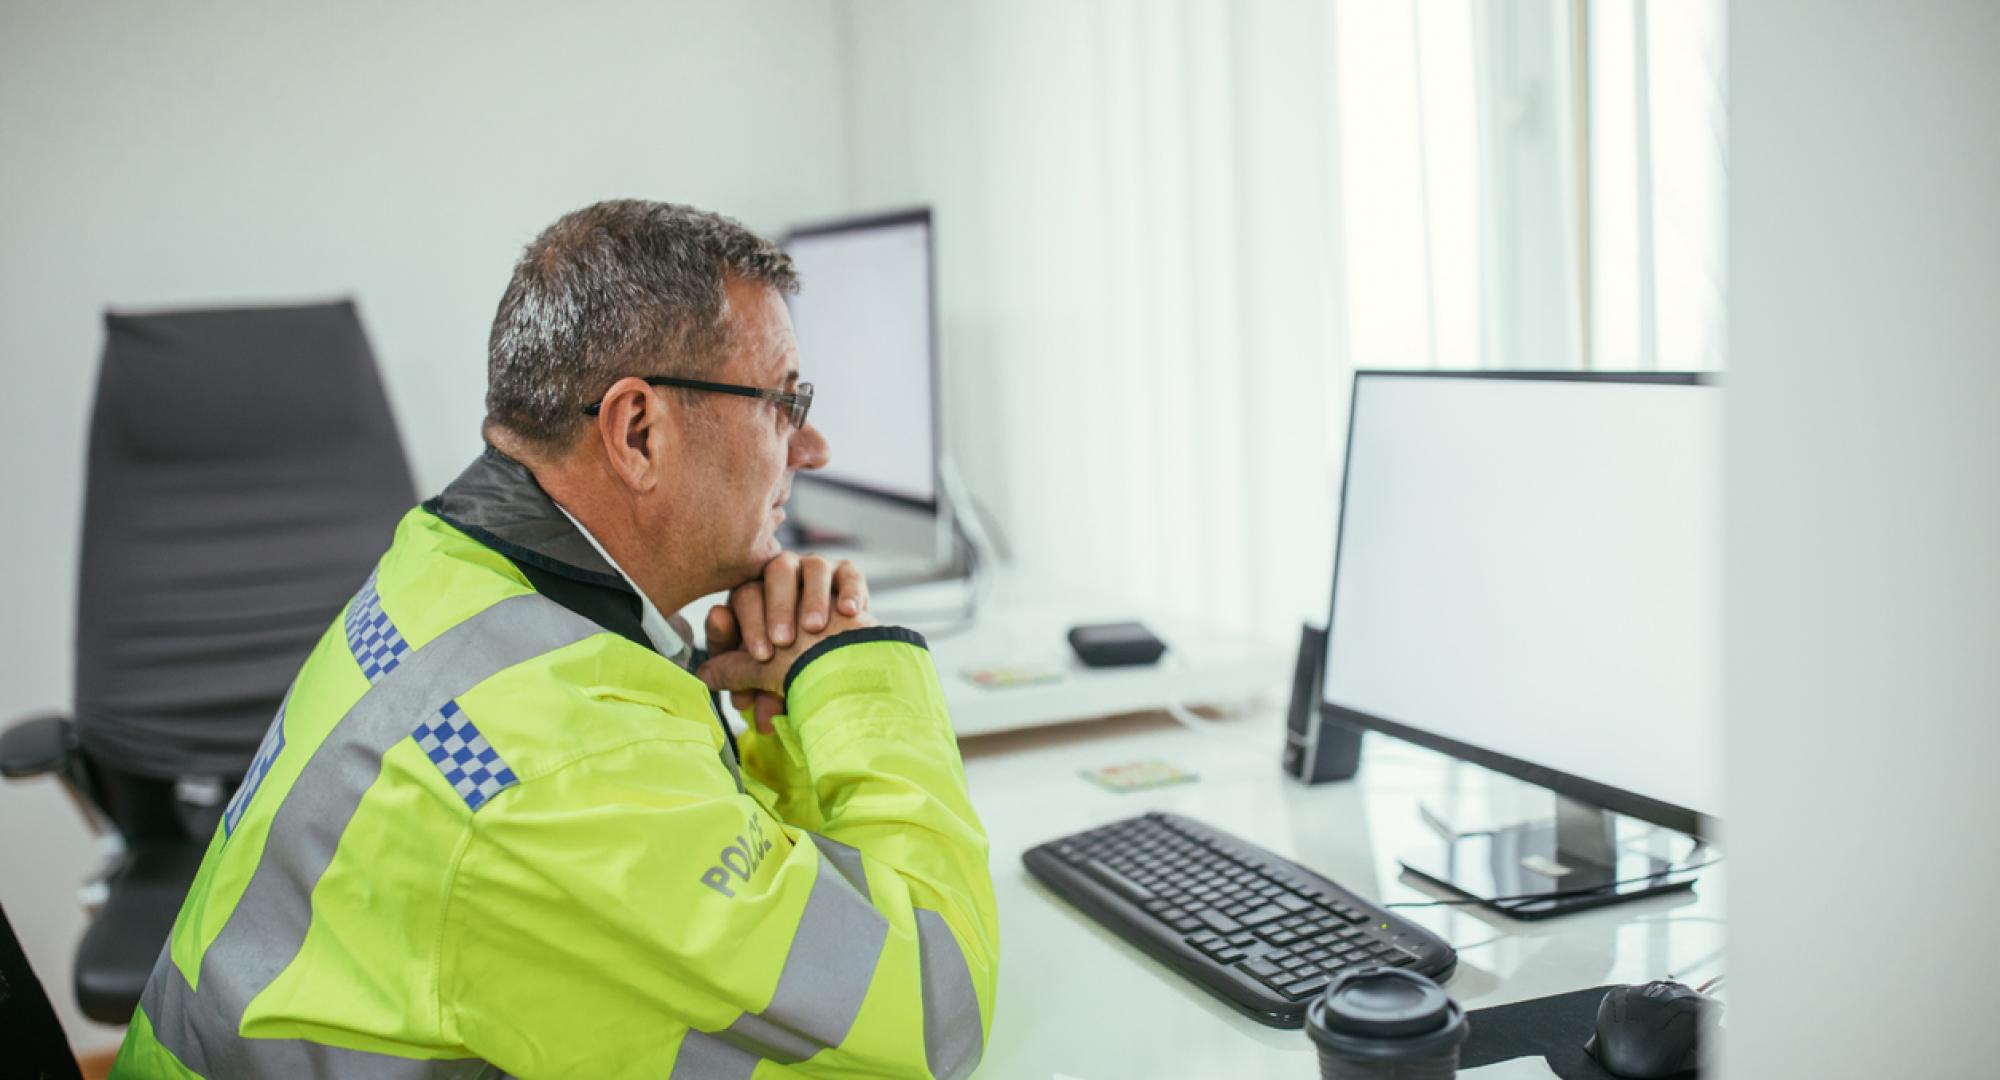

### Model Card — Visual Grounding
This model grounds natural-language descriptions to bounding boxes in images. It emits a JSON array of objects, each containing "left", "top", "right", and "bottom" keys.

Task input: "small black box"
[{"left": 1066, "top": 621, "right": 1168, "bottom": 667}]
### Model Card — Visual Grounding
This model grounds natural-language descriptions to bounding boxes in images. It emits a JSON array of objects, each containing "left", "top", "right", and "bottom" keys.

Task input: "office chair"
[{"left": 0, "top": 300, "right": 416, "bottom": 1023}]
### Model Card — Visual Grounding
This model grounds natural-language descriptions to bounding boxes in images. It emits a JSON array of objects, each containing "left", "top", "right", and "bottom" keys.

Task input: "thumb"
[
  {"left": 697, "top": 649, "right": 780, "bottom": 695},
  {"left": 705, "top": 604, "right": 741, "bottom": 652}
]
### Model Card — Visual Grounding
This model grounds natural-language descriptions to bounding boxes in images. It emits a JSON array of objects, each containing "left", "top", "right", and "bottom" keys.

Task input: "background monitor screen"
[
  {"left": 782, "top": 210, "right": 939, "bottom": 508},
  {"left": 1321, "top": 372, "right": 1722, "bottom": 829}
]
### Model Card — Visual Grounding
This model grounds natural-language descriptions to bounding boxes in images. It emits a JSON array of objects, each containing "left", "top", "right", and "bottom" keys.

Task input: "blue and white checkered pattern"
[
  {"left": 413, "top": 700, "right": 519, "bottom": 812},
  {"left": 224, "top": 701, "right": 288, "bottom": 838},
  {"left": 343, "top": 572, "right": 409, "bottom": 682}
]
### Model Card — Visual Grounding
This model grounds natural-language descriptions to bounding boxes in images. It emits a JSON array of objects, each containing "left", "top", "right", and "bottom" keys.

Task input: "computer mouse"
[{"left": 1583, "top": 979, "right": 1718, "bottom": 1079}]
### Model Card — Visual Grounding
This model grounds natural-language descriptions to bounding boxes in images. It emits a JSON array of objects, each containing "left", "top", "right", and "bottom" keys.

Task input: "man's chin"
[{"left": 742, "top": 535, "right": 784, "bottom": 572}]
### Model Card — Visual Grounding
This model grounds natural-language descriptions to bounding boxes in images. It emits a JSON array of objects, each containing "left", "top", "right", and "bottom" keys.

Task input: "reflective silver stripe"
[
  {"left": 718, "top": 740, "right": 745, "bottom": 794},
  {"left": 810, "top": 833, "right": 872, "bottom": 902},
  {"left": 143, "top": 592, "right": 599, "bottom": 1078},
  {"left": 917, "top": 909, "right": 984, "bottom": 1080},
  {"left": 667, "top": 1029, "right": 760, "bottom": 1080},
  {"left": 140, "top": 956, "right": 489, "bottom": 1080},
  {"left": 708, "top": 696, "right": 747, "bottom": 794},
  {"left": 716, "top": 843, "right": 890, "bottom": 1063}
]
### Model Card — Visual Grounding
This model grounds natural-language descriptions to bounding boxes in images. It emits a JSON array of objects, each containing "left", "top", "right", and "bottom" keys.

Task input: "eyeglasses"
[{"left": 583, "top": 376, "right": 814, "bottom": 429}]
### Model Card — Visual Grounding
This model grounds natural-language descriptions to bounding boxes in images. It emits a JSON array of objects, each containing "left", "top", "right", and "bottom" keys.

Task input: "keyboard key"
[
  {"left": 1242, "top": 957, "right": 1285, "bottom": 983},
  {"left": 1237, "top": 905, "right": 1287, "bottom": 927},
  {"left": 1188, "top": 935, "right": 1238, "bottom": 961},
  {"left": 1282, "top": 973, "right": 1333, "bottom": 999},
  {"left": 1197, "top": 910, "right": 1243, "bottom": 934}
]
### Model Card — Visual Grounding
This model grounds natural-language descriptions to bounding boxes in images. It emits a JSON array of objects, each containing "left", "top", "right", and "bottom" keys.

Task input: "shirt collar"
[{"left": 551, "top": 501, "right": 690, "bottom": 662}]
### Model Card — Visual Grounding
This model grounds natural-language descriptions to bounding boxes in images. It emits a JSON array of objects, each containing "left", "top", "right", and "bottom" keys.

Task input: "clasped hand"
[{"left": 697, "top": 552, "right": 876, "bottom": 733}]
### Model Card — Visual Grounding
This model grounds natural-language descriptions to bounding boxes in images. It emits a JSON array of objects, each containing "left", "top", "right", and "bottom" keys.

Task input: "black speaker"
[{"left": 1282, "top": 623, "right": 1364, "bottom": 784}]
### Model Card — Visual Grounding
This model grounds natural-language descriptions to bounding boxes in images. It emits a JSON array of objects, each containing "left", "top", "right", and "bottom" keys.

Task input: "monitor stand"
[{"left": 1398, "top": 795, "right": 1706, "bottom": 919}]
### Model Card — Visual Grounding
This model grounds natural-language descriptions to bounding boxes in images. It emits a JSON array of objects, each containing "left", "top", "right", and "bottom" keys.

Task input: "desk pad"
[{"left": 1461, "top": 985, "right": 1700, "bottom": 1080}]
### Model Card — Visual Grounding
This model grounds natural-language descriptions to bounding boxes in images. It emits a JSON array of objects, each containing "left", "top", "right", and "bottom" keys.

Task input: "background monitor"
[
  {"left": 781, "top": 208, "right": 952, "bottom": 579},
  {"left": 1317, "top": 371, "right": 1721, "bottom": 916}
]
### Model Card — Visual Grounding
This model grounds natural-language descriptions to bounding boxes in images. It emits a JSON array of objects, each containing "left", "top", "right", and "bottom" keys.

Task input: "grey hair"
[{"left": 484, "top": 199, "right": 798, "bottom": 449}]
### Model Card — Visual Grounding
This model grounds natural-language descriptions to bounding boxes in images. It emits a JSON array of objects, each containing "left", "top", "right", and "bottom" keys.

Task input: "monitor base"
[{"left": 1399, "top": 796, "right": 1705, "bottom": 920}]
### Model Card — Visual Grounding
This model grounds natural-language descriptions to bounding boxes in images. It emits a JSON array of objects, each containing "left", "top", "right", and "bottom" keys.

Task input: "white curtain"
[
  {"left": 1588, "top": 0, "right": 1729, "bottom": 370},
  {"left": 836, "top": 0, "right": 1722, "bottom": 638}
]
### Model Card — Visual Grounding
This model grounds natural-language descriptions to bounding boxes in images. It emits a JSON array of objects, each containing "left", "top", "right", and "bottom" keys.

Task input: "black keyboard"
[{"left": 1023, "top": 812, "right": 1457, "bottom": 1028}]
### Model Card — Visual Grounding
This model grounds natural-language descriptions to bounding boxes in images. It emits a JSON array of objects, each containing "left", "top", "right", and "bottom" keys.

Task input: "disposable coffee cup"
[{"left": 1304, "top": 966, "right": 1469, "bottom": 1079}]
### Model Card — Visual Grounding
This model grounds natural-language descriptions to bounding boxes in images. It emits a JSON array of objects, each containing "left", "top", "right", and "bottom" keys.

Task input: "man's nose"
[{"left": 789, "top": 421, "right": 829, "bottom": 470}]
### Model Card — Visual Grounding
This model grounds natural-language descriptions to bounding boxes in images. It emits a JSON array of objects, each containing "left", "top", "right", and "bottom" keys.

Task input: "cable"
[
  {"left": 938, "top": 455, "right": 999, "bottom": 580},
  {"left": 1445, "top": 931, "right": 1515, "bottom": 952},
  {"left": 890, "top": 456, "right": 996, "bottom": 640},
  {"left": 1383, "top": 850, "right": 1725, "bottom": 912},
  {"left": 1696, "top": 973, "right": 1724, "bottom": 993},
  {"left": 1667, "top": 944, "right": 1728, "bottom": 985},
  {"left": 890, "top": 534, "right": 982, "bottom": 638},
  {"left": 958, "top": 485, "right": 1013, "bottom": 562}
]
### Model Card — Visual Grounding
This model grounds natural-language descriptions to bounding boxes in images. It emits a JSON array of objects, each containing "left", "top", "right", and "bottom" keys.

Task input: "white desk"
[
  {"left": 959, "top": 711, "right": 1726, "bottom": 1079},
  {"left": 876, "top": 579, "right": 1289, "bottom": 737}
]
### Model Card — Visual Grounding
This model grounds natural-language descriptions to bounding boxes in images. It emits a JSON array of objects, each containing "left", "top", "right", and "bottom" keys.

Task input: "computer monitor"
[
  {"left": 780, "top": 208, "right": 953, "bottom": 581},
  {"left": 1316, "top": 371, "right": 1721, "bottom": 917}
]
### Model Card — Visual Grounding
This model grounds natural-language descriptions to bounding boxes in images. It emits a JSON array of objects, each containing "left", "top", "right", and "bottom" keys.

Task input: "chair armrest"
[{"left": 0, "top": 713, "right": 78, "bottom": 779}]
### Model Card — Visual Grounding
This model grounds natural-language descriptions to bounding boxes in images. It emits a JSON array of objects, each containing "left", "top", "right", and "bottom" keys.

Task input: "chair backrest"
[
  {"left": 71, "top": 301, "right": 417, "bottom": 808},
  {"left": 0, "top": 902, "right": 83, "bottom": 1080}
]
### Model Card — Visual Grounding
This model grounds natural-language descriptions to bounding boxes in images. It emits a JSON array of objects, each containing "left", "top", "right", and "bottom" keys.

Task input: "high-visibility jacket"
[{"left": 112, "top": 449, "right": 999, "bottom": 1079}]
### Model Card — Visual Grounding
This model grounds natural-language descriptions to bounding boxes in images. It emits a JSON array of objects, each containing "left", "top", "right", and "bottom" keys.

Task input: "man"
[{"left": 113, "top": 201, "right": 998, "bottom": 1078}]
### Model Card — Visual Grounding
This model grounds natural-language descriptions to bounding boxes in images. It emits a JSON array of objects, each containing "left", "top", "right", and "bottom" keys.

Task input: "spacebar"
[{"left": 1082, "top": 860, "right": 1155, "bottom": 904}]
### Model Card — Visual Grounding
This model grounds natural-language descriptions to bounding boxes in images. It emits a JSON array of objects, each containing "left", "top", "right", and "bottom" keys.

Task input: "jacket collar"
[
  {"left": 423, "top": 446, "right": 629, "bottom": 593},
  {"left": 424, "top": 448, "right": 736, "bottom": 778}
]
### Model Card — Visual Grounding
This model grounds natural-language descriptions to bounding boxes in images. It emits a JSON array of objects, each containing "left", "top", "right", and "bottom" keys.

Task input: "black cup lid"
[
  {"left": 1306, "top": 967, "right": 1470, "bottom": 1062},
  {"left": 1321, "top": 967, "right": 1452, "bottom": 1037}
]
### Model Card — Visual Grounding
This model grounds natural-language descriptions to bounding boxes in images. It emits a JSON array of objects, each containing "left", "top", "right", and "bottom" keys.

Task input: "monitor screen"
[
  {"left": 782, "top": 210, "right": 938, "bottom": 508},
  {"left": 1320, "top": 372, "right": 1722, "bottom": 830}
]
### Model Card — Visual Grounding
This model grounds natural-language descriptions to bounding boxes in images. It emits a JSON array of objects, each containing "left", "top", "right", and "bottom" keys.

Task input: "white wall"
[
  {"left": 0, "top": 0, "right": 850, "bottom": 1052},
  {"left": 1725, "top": 2, "right": 2000, "bottom": 1076}
]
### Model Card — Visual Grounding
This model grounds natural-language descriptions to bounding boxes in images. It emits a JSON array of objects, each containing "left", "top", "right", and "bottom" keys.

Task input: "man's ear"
[{"left": 592, "top": 376, "right": 675, "bottom": 494}]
